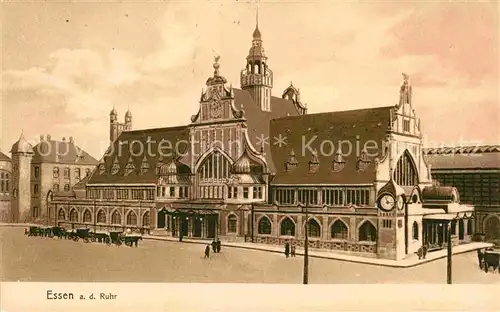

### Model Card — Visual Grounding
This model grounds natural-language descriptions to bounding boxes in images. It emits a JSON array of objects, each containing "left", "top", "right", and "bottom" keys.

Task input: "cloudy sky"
[{"left": 1, "top": 1, "right": 498, "bottom": 159}]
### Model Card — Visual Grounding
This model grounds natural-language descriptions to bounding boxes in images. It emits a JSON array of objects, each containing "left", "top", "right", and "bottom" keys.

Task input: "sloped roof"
[
  {"left": 423, "top": 145, "right": 500, "bottom": 170},
  {"left": 10, "top": 133, "right": 34, "bottom": 154},
  {"left": 421, "top": 186, "right": 457, "bottom": 202},
  {"left": 31, "top": 139, "right": 98, "bottom": 165},
  {"left": 88, "top": 126, "right": 189, "bottom": 184},
  {"left": 0, "top": 152, "right": 10, "bottom": 162},
  {"left": 233, "top": 88, "right": 300, "bottom": 172},
  {"left": 269, "top": 106, "right": 393, "bottom": 185}
]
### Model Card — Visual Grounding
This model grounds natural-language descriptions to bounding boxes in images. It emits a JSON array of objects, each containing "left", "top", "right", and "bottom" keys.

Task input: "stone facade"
[{"left": 0, "top": 152, "right": 12, "bottom": 222}]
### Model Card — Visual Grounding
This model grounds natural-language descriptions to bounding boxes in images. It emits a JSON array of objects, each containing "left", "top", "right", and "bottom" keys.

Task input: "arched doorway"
[
  {"left": 193, "top": 216, "right": 202, "bottom": 238},
  {"left": 157, "top": 208, "right": 167, "bottom": 229}
]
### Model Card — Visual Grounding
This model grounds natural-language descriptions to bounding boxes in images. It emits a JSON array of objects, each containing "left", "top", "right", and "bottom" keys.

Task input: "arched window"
[
  {"left": 458, "top": 219, "right": 464, "bottom": 240},
  {"left": 126, "top": 211, "right": 137, "bottom": 225},
  {"left": 64, "top": 167, "right": 70, "bottom": 178},
  {"left": 111, "top": 211, "right": 121, "bottom": 225},
  {"left": 227, "top": 215, "right": 237, "bottom": 233},
  {"left": 484, "top": 216, "right": 500, "bottom": 240},
  {"left": 306, "top": 219, "right": 321, "bottom": 238},
  {"left": 258, "top": 216, "right": 272, "bottom": 234},
  {"left": 97, "top": 210, "right": 106, "bottom": 223},
  {"left": 394, "top": 151, "right": 418, "bottom": 186},
  {"left": 53, "top": 167, "right": 59, "bottom": 178},
  {"left": 412, "top": 221, "right": 419, "bottom": 240},
  {"left": 69, "top": 209, "right": 78, "bottom": 222},
  {"left": 75, "top": 168, "right": 81, "bottom": 180},
  {"left": 198, "top": 150, "right": 231, "bottom": 181},
  {"left": 83, "top": 210, "right": 91, "bottom": 223},
  {"left": 142, "top": 211, "right": 150, "bottom": 227},
  {"left": 331, "top": 220, "right": 348, "bottom": 240},
  {"left": 53, "top": 184, "right": 60, "bottom": 192},
  {"left": 64, "top": 184, "right": 70, "bottom": 192},
  {"left": 58, "top": 209, "right": 66, "bottom": 220},
  {"left": 359, "top": 221, "right": 377, "bottom": 242},
  {"left": 280, "top": 217, "right": 295, "bottom": 236},
  {"left": 85, "top": 168, "right": 91, "bottom": 176}
]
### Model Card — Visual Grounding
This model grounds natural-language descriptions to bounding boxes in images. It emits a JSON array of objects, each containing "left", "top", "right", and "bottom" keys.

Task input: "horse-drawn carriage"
[
  {"left": 108, "top": 231, "right": 142, "bottom": 247},
  {"left": 25, "top": 226, "right": 52, "bottom": 237},
  {"left": 66, "top": 228, "right": 92, "bottom": 242},
  {"left": 483, "top": 249, "right": 500, "bottom": 273}
]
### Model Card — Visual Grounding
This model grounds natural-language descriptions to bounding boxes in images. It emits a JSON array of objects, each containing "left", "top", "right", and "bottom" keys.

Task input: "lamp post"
[
  {"left": 299, "top": 202, "right": 309, "bottom": 285},
  {"left": 446, "top": 221, "right": 452, "bottom": 284}
]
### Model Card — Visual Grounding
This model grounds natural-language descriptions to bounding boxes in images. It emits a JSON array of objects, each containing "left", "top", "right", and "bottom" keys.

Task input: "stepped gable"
[
  {"left": 270, "top": 106, "right": 393, "bottom": 184},
  {"left": 32, "top": 138, "right": 98, "bottom": 165},
  {"left": 232, "top": 88, "right": 300, "bottom": 172},
  {"left": 88, "top": 125, "right": 190, "bottom": 184},
  {"left": 423, "top": 145, "right": 500, "bottom": 170},
  {"left": 0, "top": 151, "right": 10, "bottom": 162}
]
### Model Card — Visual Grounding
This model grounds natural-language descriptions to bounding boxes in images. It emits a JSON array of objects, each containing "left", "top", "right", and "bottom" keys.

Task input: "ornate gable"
[
  {"left": 124, "top": 156, "right": 135, "bottom": 176},
  {"left": 111, "top": 156, "right": 120, "bottom": 175},
  {"left": 140, "top": 156, "right": 150, "bottom": 175}
]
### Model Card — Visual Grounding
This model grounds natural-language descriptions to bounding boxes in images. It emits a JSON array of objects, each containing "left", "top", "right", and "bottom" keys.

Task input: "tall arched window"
[
  {"left": 83, "top": 210, "right": 91, "bottom": 223},
  {"left": 142, "top": 211, "right": 150, "bottom": 227},
  {"left": 198, "top": 150, "right": 231, "bottom": 181},
  {"left": 258, "top": 216, "right": 272, "bottom": 234},
  {"left": 458, "top": 219, "right": 464, "bottom": 240},
  {"left": 467, "top": 219, "right": 473, "bottom": 235},
  {"left": 484, "top": 216, "right": 500, "bottom": 240},
  {"left": 227, "top": 215, "right": 237, "bottom": 233},
  {"left": 111, "top": 210, "right": 121, "bottom": 225},
  {"left": 280, "top": 217, "right": 295, "bottom": 236},
  {"left": 58, "top": 209, "right": 66, "bottom": 220},
  {"left": 412, "top": 221, "right": 419, "bottom": 240},
  {"left": 126, "top": 211, "right": 137, "bottom": 225},
  {"left": 359, "top": 221, "right": 377, "bottom": 242},
  {"left": 69, "top": 209, "right": 78, "bottom": 222},
  {"left": 306, "top": 219, "right": 321, "bottom": 238},
  {"left": 394, "top": 150, "right": 418, "bottom": 186},
  {"left": 53, "top": 167, "right": 59, "bottom": 178},
  {"left": 331, "top": 220, "right": 348, "bottom": 240},
  {"left": 97, "top": 210, "right": 106, "bottom": 223},
  {"left": 64, "top": 184, "right": 70, "bottom": 192}
]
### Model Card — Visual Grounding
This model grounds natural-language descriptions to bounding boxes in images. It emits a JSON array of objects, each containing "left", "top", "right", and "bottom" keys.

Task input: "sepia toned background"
[{"left": 1, "top": 0, "right": 499, "bottom": 160}]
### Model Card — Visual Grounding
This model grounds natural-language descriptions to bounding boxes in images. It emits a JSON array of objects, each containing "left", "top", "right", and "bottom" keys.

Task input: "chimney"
[
  {"left": 62, "top": 137, "right": 66, "bottom": 142},
  {"left": 47, "top": 134, "right": 52, "bottom": 140},
  {"left": 69, "top": 136, "right": 74, "bottom": 143},
  {"left": 40, "top": 135, "right": 45, "bottom": 142}
]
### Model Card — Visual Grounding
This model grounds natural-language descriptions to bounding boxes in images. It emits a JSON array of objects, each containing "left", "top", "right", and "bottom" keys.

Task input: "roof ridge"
[{"left": 423, "top": 145, "right": 500, "bottom": 154}]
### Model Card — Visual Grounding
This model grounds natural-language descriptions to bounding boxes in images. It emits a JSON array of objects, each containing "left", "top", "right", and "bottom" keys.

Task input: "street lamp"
[
  {"left": 445, "top": 213, "right": 472, "bottom": 285},
  {"left": 298, "top": 202, "right": 309, "bottom": 285}
]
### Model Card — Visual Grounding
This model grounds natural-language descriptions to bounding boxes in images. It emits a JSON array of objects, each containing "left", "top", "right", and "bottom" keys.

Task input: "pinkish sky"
[{"left": 1, "top": 1, "right": 499, "bottom": 159}]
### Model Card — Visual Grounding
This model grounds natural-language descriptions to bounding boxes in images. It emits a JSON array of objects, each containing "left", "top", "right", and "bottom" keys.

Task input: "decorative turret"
[
  {"left": 233, "top": 150, "right": 252, "bottom": 174},
  {"left": 309, "top": 150, "right": 320, "bottom": 173},
  {"left": 124, "top": 109, "right": 132, "bottom": 130},
  {"left": 240, "top": 9, "right": 273, "bottom": 112},
  {"left": 399, "top": 73, "right": 412, "bottom": 107},
  {"left": 109, "top": 106, "right": 132, "bottom": 143},
  {"left": 10, "top": 131, "right": 34, "bottom": 223},
  {"left": 332, "top": 149, "right": 346, "bottom": 173},
  {"left": 110, "top": 106, "right": 118, "bottom": 122}
]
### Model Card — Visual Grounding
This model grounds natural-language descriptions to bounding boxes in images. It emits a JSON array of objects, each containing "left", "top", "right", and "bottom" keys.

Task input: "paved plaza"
[{"left": 1, "top": 227, "right": 498, "bottom": 284}]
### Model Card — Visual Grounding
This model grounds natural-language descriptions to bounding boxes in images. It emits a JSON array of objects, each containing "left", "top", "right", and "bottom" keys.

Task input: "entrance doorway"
[
  {"left": 207, "top": 216, "right": 217, "bottom": 239},
  {"left": 157, "top": 209, "right": 166, "bottom": 228},
  {"left": 193, "top": 218, "right": 202, "bottom": 237},
  {"left": 181, "top": 218, "right": 189, "bottom": 237}
]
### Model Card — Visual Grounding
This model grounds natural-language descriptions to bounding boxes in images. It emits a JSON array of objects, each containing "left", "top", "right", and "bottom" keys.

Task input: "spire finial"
[
  {"left": 213, "top": 55, "right": 221, "bottom": 76},
  {"left": 252, "top": 2, "right": 262, "bottom": 40}
]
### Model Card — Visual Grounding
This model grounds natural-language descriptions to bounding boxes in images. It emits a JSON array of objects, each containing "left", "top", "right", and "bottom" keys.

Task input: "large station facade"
[{"left": 46, "top": 20, "right": 476, "bottom": 260}]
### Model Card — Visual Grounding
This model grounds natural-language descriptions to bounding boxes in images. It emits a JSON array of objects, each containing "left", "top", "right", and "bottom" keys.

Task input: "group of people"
[
  {"left": 416, "top": 243, "right": 429, "bottom": 260},
  {"left": 284, "top": 240, "right": 296, "bottom": 258},
  {"left": 204, "top": 238, "right": 222, "bottom": 259}
]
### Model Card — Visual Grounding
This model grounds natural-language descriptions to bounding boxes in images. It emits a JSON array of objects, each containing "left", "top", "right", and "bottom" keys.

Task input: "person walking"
[
  {"left": 211, "top": 240, "right": 217, "bottom": 253},
  {"left": 216, "top": 238, "right": 221, "bottom": 253},
  {"left": 477, "top": 249, "right": 484, "bottom": 269},
  {"left": 291, "top": 243, "right": 296, "bottom": 257},
  {"left": 204, "top": 244, "right": 210, "bottom": 259},
  {"left": 284, "top": 241, "right": 290, "bottom": 258}
]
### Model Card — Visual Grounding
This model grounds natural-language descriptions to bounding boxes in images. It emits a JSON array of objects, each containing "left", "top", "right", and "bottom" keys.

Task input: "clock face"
[
  {"left": 397, "top": 196, "right": 404, "bottom": 210},
  {"left": 379, "top": 194, "right": 395, "bottom": 211}
]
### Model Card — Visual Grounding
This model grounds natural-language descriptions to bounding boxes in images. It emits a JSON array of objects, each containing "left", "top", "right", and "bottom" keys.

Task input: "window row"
[
  {"left": 432, "top": 173, "right": 500, "bottom": 205},
  {"left": 274, "top": 188, "right": 371, "bottom": 206},
  {"left": 53, "top": 167, "right": 91, "bottom": 179},
  {"left": 58, "top": 208, "right": 150, "bottom": 226},
  {"left": 157, "top": 186, "right": 190, "bottom": 199},
  {"left": 87, "top": 188, "right": 155, "bottom": 200},
  {"left": 255, "top": 217, "right": 377, "bottom": 242}
]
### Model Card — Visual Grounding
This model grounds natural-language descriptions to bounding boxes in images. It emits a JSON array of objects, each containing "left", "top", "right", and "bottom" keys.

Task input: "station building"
[{"left": 46, "top": 20, "right": 475, "bottom": 260}]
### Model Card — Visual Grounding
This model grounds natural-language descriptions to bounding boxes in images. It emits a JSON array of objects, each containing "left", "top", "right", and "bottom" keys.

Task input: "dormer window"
[
  {"left": 308, "top": 151, "right": 320, "bottom": 173},
  {"left": 98, "top": 163, "right": 105, "bottom": 175},
  {"left": 285, "top": 150, "right": 298, "bottom": 172},
  {"left": 125, "top": 157, "right": 135, "bottom": 176},
  {"left": 111, "top": 157, "right": 120, "bottom": 175},
  {"left": 140, "top": 156, "right": 150, "bottom": 175},
  {"left": 332, "top": 151, "right": 345, "bottom": 173},
  {"left": 356, "top": 151, "right": 371, "bottom": 172}
]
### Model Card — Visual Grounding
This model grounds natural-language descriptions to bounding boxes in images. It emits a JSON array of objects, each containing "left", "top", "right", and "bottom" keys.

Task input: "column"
[
  {"left": 349, "top": 217, "right": 356, "bottom": 241},
  {"left": 463, "top": 219, "right": 469, "bottom": 241},
  {"left": 297, "top": 215, "right": 303, "bottom": 239},
  {"left": 272, "top": 213, "right": 278, "bottom": 237},
  {"left": 322, "top": 216, "right": 328, "bottom": 240}
]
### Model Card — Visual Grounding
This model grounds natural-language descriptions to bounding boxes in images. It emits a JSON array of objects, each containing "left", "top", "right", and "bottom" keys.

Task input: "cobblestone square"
[{"left": 1, "top": 227, "right": 498, "bottom": 284}]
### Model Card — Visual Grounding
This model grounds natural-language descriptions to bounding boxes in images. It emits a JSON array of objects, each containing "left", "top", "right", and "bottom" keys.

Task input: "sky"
[{"left": 1, "top": 0, "right": 499, "bottom": 159}]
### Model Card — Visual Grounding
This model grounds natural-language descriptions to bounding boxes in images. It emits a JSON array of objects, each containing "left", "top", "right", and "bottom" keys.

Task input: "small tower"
[
  {"left": 124, "top": 109, "right": 132, "bottom": 131},
  {"left": 109, "top": 107, "right": 119, "bottom": 143},
  {"left": 240, "top": 10, "right": 273, "bottom": 112},
  {"left": 10, "top": 131, "right": 34, "bottom": 223}
]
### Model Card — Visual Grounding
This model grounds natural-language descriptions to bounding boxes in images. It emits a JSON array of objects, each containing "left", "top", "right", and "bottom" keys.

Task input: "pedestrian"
[
  {"left": 416, "top": 246, "right": 423, "bottom": 260},
  {"left": 216, "top": 238, "right": 221, "bottom": 253},
  {"left": 477, "top": 249, "right": 484, "bottom": 269},
  {"left": 211, "top": 239, "right": 217, "bottom": 253},
  {"left": 291, "top": 243, "right": 296, "bottom": 257},
  {"left": 284, "top": 241, "right": 290, "bottom": 258},
  {"left": 204, "top": 244, "right": 210, "bottom": 259},
  {"left": 422, "top": 243, "right": 428, "bottom": 259}
]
